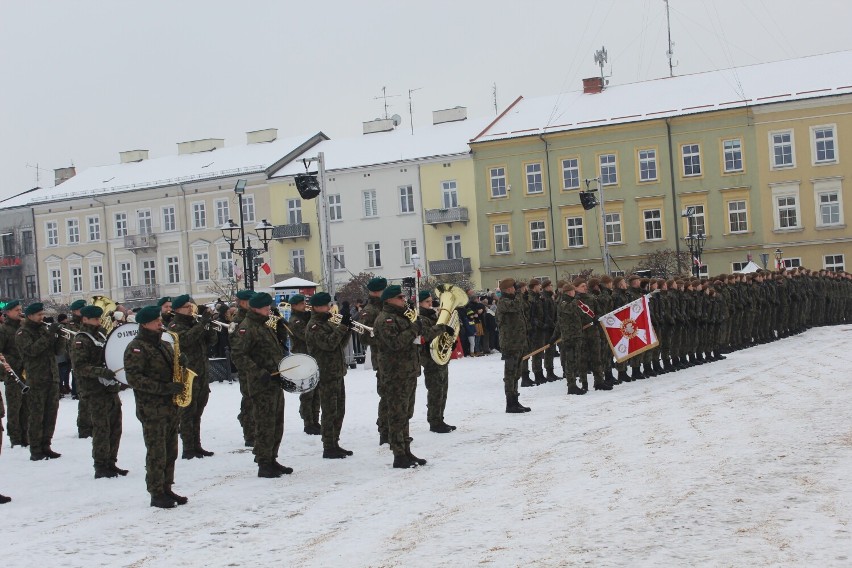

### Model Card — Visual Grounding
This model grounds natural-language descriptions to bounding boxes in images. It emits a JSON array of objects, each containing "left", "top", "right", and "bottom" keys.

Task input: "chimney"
[
  {"left": 54, "top": 166, "right": 76, "bottom": 186},
  {"left": 363, "top": 118, "right": 396, "bottom": 135},
  {"left": 177, "top": 138, "right": 224, "bottom": 155},
  {"left": 583, "top": 77, "right": 605, "bottom": 94},
  {"left": 432, "top": 106, "right": 468, "bottom": 125},
  {"left": 247, "top": 128, "right": 278, "bottom": 144},
  {"left": 119, "top": 149, "right": 149, "bottom": 163}
]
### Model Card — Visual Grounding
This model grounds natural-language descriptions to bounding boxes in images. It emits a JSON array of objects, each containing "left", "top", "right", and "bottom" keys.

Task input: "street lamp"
[
  {"left": 683, "top": 228, "right": 706, "bottom": 277},
  {"left": 775, "top": 248, "right": 783, "bottom": 271},
  {"left": 221, "top": 179, "right": 274, "bottom": 291}
]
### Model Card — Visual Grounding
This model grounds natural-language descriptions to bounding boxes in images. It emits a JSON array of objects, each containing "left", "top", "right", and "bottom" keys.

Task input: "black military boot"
[
  {"left": 181, "top": 450, "right": 195, "bottom": 460},
  {"left": 546, "top": 370, "right": 560, "bottom": 382},
  {"left": 379, "top": 432, "right": 389, "bottom": 446},
  {"left": 506, "top": 394, "right": 525, "bottom": 414},
  {"left": 43, "top": 448, "right": 61, "bottom": 459},
  {"left": 618, "top": 368, "right": 632, "bottom": 382},
  {"left": 406, "top": 448, "right": 427, "bottom": 466},
  {"left": 631, "top": 366, "right": 646, "bottom": 380},
  {"left": 533, "top": 371, "right": 546, "bottom": 386},
  {"left": 323, "top": 446, "right": 347, "bottom": 459},
  {"left": 645, "top": 363, "right": 657, "bottom": 378},
  {"left": 429, "top": 422, "right": 454, "bottom": 433},
  {"left": 150, "top": 494, "right": 177, "bottom": 508},
  {"left": 110, "top": 463, "right": 129, "bottom": 476},
  {"left": 29, "top": 452, "right": 48, "bottom": 461},
  {"left": 273, "top": 460, "right": 294, "bottom": 474},
  {"left": 520, "top": 373, "right": 534, "bottom": 388},
  {"left": 166, "top": 488, "right": 188, "bottom": 505},
  {"left": 244, "top": 439, "right": 255, "bottom": 448},
  {"left": 94, "top": 465, "right": 118, "bottom": 479},
  {"left": 0, "top": 494, "right": 11, "bottom": 504},
  {"left": 580, "top": 378, "right": 589, "bottom": 392},
  {"left": 609, "top": 368, "right": 622, "bottom": 385},
  {"left": 654, "top": 360, "right": 665, "bottom": 374},
  {"left": 393, "top": 454, "right": 417, "bottom": 469},
  {"left": 515, "top": 395, "right": 531, "bottom": 412},
  {"left": 196, "top": 447, "right": 214, "bottom": 458},
  {"left": 257, "top": 463, "right": 283, "bottom": 478},
  {"left": 567, "top": 380, "right": 586, "bottom": 395},
  {"left": 304, "top": 423, "right": 321, "bottom": 435},
  {"left": 335, "top": 443, "right": 354, "bottom": 456}
]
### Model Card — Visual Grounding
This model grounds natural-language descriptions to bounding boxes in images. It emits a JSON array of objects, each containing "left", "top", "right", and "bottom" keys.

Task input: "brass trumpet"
[
  {"left": 44, "top": 321, "right": 77, "bottom": 340},
  {"left": 329, "top": 313, "right": 374, "bottom": 336},
  {"left": 192, "top": 314, "right": 229, "bottom": 332}
]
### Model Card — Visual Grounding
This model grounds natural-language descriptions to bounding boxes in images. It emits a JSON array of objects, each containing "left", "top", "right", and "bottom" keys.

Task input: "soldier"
[
  {"left": 358, "top": 277, "right": 389, "bottom": 445},
  {"left": 515, "top": 280, "right": 534, "bottom": 387},
  {"left": 418, "top": 290, "right": 456, "bottom": 433},
  {"left": 304, "top": 292, "right": 352, "bottom": 459},
  {"left": 0, "top": 301, "right": 27, "bottom": 448},
  {"left": 70, "top": 305, "right": 128, "bottom": 479},
  {"left": 495, "top": 278, "right": 532, "bottom": 413},
  {"left": 229, "top": 289, "right": 256, "bottom": 447},
  {"left": 168, "top": 295, "right": 218, "bottom": 459},
  {"left": 231, "top": 292, "right": 292, "bottom": 478},
  {"left": 287, "top": 294, "right": 319, "bottom": 435},
  {"left": 624, "top": 276, "right": 647, "bottom": 380},
  {"left": 124, "top": 305, "right": 186, "bottom": 508},
  {"left": 550, "top": 283, "right": 586, "bottom": 395},
  {"left": 15, "top": 302, "right": 63, "bottom": 461},
  {"left": 157, "top": 296, "right": 173, "bottom": 326},
  {"left": 574, "top": 278, "right": 611, "bottom": 391},
  {"left": 66, "top": 299, "right": 93, "bottom": 439},
  {"left": 540, "top": 280, "right": 559, "bottom": 382}
]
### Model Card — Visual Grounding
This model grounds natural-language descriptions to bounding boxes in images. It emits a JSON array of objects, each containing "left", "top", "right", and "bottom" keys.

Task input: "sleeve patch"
[
  {"left": 385, "top": 318, "right": 394, "bottom": 323},
  {"left": 74, "top": 341, "right": 83, "bottom": 346},
  {"left": 310, "top": 324, "right": 318, "bottom": 330},
  {"left": 238, "top": 328, "right": 247, "bottom": 334},
  {"left": 132, "top": 348, "right": 141, "bottom": 353}
]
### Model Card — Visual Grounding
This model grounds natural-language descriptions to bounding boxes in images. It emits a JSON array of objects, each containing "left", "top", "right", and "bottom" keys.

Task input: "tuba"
[
  {"left": 164, "top": 329, "right": 196, "bottom": 408},
  {"left": 89, "top": 295, "right": 118, "bottom": 334},
  {"left": 429, "top": 284, "right": 469, "bottom": 365}
]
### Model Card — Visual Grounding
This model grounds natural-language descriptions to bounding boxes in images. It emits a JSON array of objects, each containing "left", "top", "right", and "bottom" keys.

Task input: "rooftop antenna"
[
  {"left": 492, "top": 82, "right": 498, "bottom": 115},
  {"left": 594, "top": 46, "right": 608, "bottom": 82},
  {"left": 373, "top": 86, "right": 400, "bottom": 120},
  {"left": 407, "top": 87, "right": 423, "bottom": 135},
  {"left": 26, "top": 162, "right": 51, "bottom": 186},
  {"left": 664, "top": 0, "right": 678, "bottom": 76}
]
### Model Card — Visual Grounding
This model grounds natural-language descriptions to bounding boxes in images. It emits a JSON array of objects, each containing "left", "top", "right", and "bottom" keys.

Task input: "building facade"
[{"left": 0, "top": 203, "right": 39, "bottom": 300}]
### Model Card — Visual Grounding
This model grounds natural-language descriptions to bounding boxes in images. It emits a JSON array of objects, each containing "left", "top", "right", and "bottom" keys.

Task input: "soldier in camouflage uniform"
[
  {"left": 168, "top": 295, "right": 218, "bottom": 459},
  {"left": 70, "top": 305, "right": 128, "bottom": 479},
  {"left": 573, "top": 279, "right": 611, "bottom": 391},
  {"left": 418, "top": 290, "right": 456, "bottom": 433},
  {"left": 495, "top": 278, "right": 532, "bottom": 413},
  {"left": 231, "top": 292, "right": 292, "bottom": 478},
  {"left": 540, "top": 280, "right": 559, "bottom": 382},
  {"left": 550, "top": 283, "right": 585, "bottom": 395},
  {"left": 304, "top": 292, "right": 353, "bottom": 459},
  {"left": 288, "top": 294, "right": 319, "bottom": 435},
  {"left": 515, "top": 281, "right": 534, "bottom": 387},
  {"left": 67, "top": 299, "right": 93, "bottom": 439},
  {"left": 124, "top": 305, "right": 186, "bottom": 508},
  {"left": 16, "top": 302, "right": 63, "bottom": 461},
  {"left": 357, "top": 277, "right": 389, "bottom": 445},
  {"left": 527, "top": 279, "right": 547, "bottom": 385},
  {"left": 229, "top": 290, "right": 256, "bottom": 446},
  {"left": 157, "top": 296, "right": 173, "bottom": 327},
  {"left": 0, "top": 301, "right": 28, "bottom": 448}
]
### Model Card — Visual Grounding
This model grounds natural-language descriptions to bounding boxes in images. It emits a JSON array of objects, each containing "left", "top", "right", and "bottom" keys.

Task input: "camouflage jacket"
[
  {"left": 231, "top": 310, "right": 283, "bottom": 394},
  {"left": 287, "top": 309, "right": 312, "bottom": 355},
  {"left": 528, "top": 292, "right": 544, "bottom": 332},
  {"left": 554, "top": 295, "right": 583, "bottom": 341},
  {"left": 358, "top": 297, "right": 383, "bottom": 349},
  {"left": 0, "top": 318, "right": 23, "bottom": 381},
  {"left": 574, "top": 292, "right": 600, "bottom": 333},
  {"left": 496, "top": 294, "right": 529, "bottom": 354},
  {"left": 373, "top": 303, "right": 424, "bottom": 380},
  {"left": 305, "top": 311, "right": 350, "bottom": 379},
  {"left": 15, "top": 318, "right": 60, "bottom": 387},
  {"left": 70, "top": 323, "right": 118, "bottom": 398},
  {"left": 167, "top": 312, "right": 217, "bottom": 380},
  {"left": 418, "top": 306, "right": 449, "bottom": 371},
  {"left": 541, "top": 290, "right": 557, "bottom": 332},
  {"left": 125, "top": 326, "right": 178, "bottom": 417}
]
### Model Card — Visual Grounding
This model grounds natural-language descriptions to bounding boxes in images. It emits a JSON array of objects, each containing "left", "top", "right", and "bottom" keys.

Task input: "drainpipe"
[
  {"left": 179, "top": 184, "right": 193, "bottom": 295},
  {"left": 666, "top": 119, "right": 683, "bottom": 274},
  {"left": 539, "top": 134, "right": 558, "bottom": 281},
  {"left": 92, "top": 196, "right": 113, "bottom": 297}
]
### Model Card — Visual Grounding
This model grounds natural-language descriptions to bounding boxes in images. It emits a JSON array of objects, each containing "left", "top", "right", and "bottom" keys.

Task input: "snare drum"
[{"left": 276, "top": 353, "right": 320, "bottom": 393}]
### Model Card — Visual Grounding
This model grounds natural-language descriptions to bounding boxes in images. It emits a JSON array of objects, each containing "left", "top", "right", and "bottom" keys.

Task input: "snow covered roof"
[
  {"left": 1, "top": 132, "right": 328, "bottom": 209},
  {"left": 271, "top": 116, "right": 491, "bottom": 178},
  {"left": 473, "top": 50, "right": 852, "bottom": 143},
  {"left": 734, "top": 261, "right": 763, "bottom": 274},
  {"left": 271, "top": 277, "right": 318, "bottom": 289}
]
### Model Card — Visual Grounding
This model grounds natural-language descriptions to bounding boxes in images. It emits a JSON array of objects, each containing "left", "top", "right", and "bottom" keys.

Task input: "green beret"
[
  {"left": 418, "top": 290, "right": 432, "bottom": 303},
  {"left": 69, "top": 299, "right": 87, "bottom": 311},
  {"left": 366, "top": 277, "right": 388, "bottom": 292},
  {"left": 156, "top": 296, "right": 172, "bottom": 307},
  {"left": 80, "top": 305, "right": 103, "bottom": 319},
  {"left": 135, "top": 305, "right": 162, "bottom": 324},
  {"left": 24, "top": 302, "right": 44, "bottom": 316},
  {"left": 381, "top": 285, "right": 403, "bottom": 301},
  {"left": 289, "top": 294, "right": 305, "bottom": 305},
  {"left": 236, "top": 290, "right": 255, "bottom": 301},
  {"left": 3, "top": 300, "right": 20, "bottom": 311},
  {"left": 249, "top": 292, "right": 273, "bottom": 308},
  {"left": 309, "top": 292, "right": 331, "bottom": 306},
  {"left": 171, "top": 294, "right": 191, "bottom": 310}
]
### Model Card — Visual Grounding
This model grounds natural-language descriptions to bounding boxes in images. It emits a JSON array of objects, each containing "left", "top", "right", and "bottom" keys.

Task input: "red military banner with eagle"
[{"left": 599, "top": 294, "right": 659, "bottom": 363}]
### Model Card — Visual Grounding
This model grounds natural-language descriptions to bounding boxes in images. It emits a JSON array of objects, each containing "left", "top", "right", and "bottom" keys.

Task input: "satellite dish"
[{"left": 391, "top": 114, "right": 402, "bottom": 127}]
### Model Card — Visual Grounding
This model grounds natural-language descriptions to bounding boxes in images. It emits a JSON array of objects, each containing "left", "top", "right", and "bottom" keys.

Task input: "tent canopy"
[
  {"left": 271, "top": 277, "right": 318, "bottom": 289},
  {"left": 734, "top": 261, "right": 762, "bottom": 274}
]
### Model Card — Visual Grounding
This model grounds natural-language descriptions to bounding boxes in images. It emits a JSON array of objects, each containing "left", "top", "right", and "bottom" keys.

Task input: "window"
[
  {"left": 363, "top": 190, "right": 378, "bottom": 218},
  {"left": 49, "top": 268, "right": 62, "bottom": 295},
  {"left": 783, "top": 258, "right": 801, "bottom": 269},
  {"left": 824, "top": 254, "right": 845, "bottom": 272},
  {"left": 525, "top": 163, "right": 543, "bottom": 194},
  {"left": 445, "top": 235, "right": 462, "bottom": 259},
  {"left": 812, "top": 126, "right": 836, "bottom": 163},
  {"left": 643, "top": 209, "right": 663, "bottom": 240},
  {"left": 328, "top": 194, "right": 342, "bottom": 221},
  {"left": 600, "top": 154, "right": 617, "bottom": 186},
  {"left": 46, "top": 222, "right": 58, "bottom": 246},
  {"left": 723, "top": 139, "right": 743, "bottom": 172},
  {"left": 87, "top": 216, "right": 100, "bottom": 241},
  {"left": 697, "top": 264, "right": 709, "bottom": 278},
  {"left": 399, "top": 185, "right": 415, "bottom": 213},
  {"left": 22, "top": 230, "right": 34, "bottom": 255},
  {"left": 367, "top": 242, "right": 382, "bottom": 268},
  {"left": 728, "top": 200, "right": 748, "bottom": 233},
  {"left": 91, "top": 264, "right": 104, "bottom": 291},
  {"left": 638, "top": 149, "right": 657, "bottom": 182},
  {"left": 191, "top": 203, "right": 206, "bottom": 230},
  {"left": 771, "top": 131, "right": 794, "bottom": 168},
  {"left": 241, "top": 195, "right": 255, "bottom": 222},
  {"left": 67, "top": 219, "right": 80, "bottom": 244},
  {"left": 291, "top": 249, "right": 306, "bottom": 274},
  {"left": 26, "top": 275, "right": 37, "bottom": 298},
  {"left": 494, "top": 224, "right": 510, "bottom": 253},
  {"left": 0, "top": 233, "right": 12, "bottom": 257},
  {"left": 561, "top": 158, "right": 580, "bottom": 190},
  {"left": 402, "top": 239, "right": 418, "bottom": 265},
  {"left": 682, "top": 144, "right": 701, "bottom": 176},
  {"left": 119, "top": 261, "right": 132, "bottom": 288},
  {"left": 287, "top": 198, "right": 302, "bottom": 224},
  {"left": 215, "top": 199, "right": 230, "bottom": 229},
  {"left": 490, "top": 167, "right": 507, "bottom": 197},
  {"left": 71, "top": 266, "right": 83, "bottom": 293},
  {"left": 162, "top": 206, "right": 176, "bottom": 232},
  {"left": 218, "top": 250, "right": 233, "bottom": 278},
  {"left": 442, "top": 181, "right": 458, "bottom": 208},
  {"left": 530, "top": 221, "right": 547, "bottom": 250},
  {"left": 732, "top": 261, "right": 749, "bottom": 272},
  {"left": 686, "top": 204, "right": 707, "bottom": 236},
  {"left": 137, "top": 209, "right": 152, "bottom": 235},
  {"left": 166, "top": 256, "right": 180, "bottom": 284},
  {"left": 776, "top": 195, "right": 799, "bottom": 229},
  {"left": 566, "top": 217, "right": 584, "bottom": 247},
  {"left": 195, "top": 252, "right": 210, "bottom": 281},
  {"left": 818, "top": 191, "right": 841, "bottom": 226},
  {"left": 114, "top": 213, "right": 127, "bottom": 238},
  {"left": 142, "top": 260, "right": 156, "bottom": 285},
  {"left": 605, "top": 213, "right": 622, "bottom": 244},
  {"left": 331, "top": 245, "right": 345, "bottom": 270}
]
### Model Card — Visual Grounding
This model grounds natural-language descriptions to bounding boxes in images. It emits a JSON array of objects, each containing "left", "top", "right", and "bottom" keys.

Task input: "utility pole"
[
  {"left": 664, "top": 0, "right": 677, "bottom": 77},
  {"left": 586, "top": 177, "right": 611, "bottom": 276},
  {"left": 374, "top": 86, "right": 400, "bottom": 120},
  {"left": 408, "top": 87, "right": 422, "bottom": 135}
]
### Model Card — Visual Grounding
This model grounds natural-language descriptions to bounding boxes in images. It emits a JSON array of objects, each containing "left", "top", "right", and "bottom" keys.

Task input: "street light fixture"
[
  {"left": 775, "top": 248, "right": 783, "bottom": 270},
  {"left": 221, "top": 179, "right": 274, "bottom": 291}
]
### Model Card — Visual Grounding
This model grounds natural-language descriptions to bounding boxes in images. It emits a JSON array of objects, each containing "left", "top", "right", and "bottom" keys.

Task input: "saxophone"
[
  {"left": 164, "top": 329, "right": 196, "bottom": 408},
  {"left": 429, "top": 284, "right": 470, "bottom": 365}
]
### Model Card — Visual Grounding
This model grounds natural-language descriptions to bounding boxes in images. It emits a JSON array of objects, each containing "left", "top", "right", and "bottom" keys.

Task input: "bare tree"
[
  {"left": 205, "top": 269, "right": 239, "bottom": 301},
  {"left": 626, "top": 248, "right": 691, "bottom": 278},
  {"left": 334, "top": 271, "right": 377, "bottom": 305},
  {"left": 421, "top": 272, "right": 475, "bottom": 293}
]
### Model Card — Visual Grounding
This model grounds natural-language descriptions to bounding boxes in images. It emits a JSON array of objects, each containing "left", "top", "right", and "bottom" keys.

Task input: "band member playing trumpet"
[
  {"left": 358, "top": 277, "right": 388, "bottom": 445},
  {"left": 70, "top": 305, "right": 128, "bottom": 478},
  {"left": 230, "top": 289, "right": 256, "bottom": 447},
  {"left": 287, "top": 294, "right": 320, "bottom": 435},
  {"left": 168, "top": 295, "right": 218, "bottom": 459},
  {"left": 125, "top": 305, "right": 187, "bottom": 508},
  {"left": 15, "top": 302, "right": 63, "bottom": 460},
  {"left": 0, "top": 300, "right": 28, "bottom": 448},
  {"left": 157, "top": 296, "right": 173, "bottom": 326},
  {"left": 231, "top": 292, "right": 292, "bottom": 478},
  {"left": 418, "top": 291, "right": 456, "bottom": 433},
  {"left": 305, "top": 292, "right": 352, "bottom": 459}
]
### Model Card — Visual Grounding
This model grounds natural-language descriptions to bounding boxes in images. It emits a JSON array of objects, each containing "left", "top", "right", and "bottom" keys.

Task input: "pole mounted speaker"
[
  {"left": 579, "top": 191, "right": 598, "bottom": 210},
  {"left": 294, "top": 172, "right": 320, "bottom": 199}
]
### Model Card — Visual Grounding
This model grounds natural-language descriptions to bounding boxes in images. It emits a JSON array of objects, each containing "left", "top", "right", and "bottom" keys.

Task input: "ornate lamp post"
[
  {"left": 775, "top": 248, "right": 783, "bottom": 271},
  {"left": 221, "top": 179, "right": 274, "bottom": 291}
]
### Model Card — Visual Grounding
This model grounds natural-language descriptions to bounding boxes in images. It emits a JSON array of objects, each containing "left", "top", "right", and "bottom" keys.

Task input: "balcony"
[
  {"left": 124, "top": 233, "right": 157, "bottom": 252},
  {"left": 425, "top": 207, "right": 469, "bottom": 227},
  {"left": 123, "top": 284, "right": 160, "bottom": 302},
  {"left": 0, "top": 255, "right": 22, "bottom": 269},
  {"left": 428, "top": 257, "right": 472, "bottom": 275},
  {"left": 272, "top": 223, "right": 311, "bottom": 240}
]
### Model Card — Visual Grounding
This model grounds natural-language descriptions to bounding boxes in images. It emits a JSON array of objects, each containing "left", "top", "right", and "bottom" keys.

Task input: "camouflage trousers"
[
  {"left": 136, "top": 404, "right": 179, "bottom": 495},
  {"left": 3, "top": 380, "right": 28, "bottom": 445},
  {"left": 179, "top": 377, "right": 210, "bottom": 452},
  {"left": 502, "top": 352, "right": 523, "bottom": 396},
  {"left": 384, "top": 374, "right": 417, "bottom": 457},
  {"left": 299, "top": 387, "right": 320, "bottom": 427},
  {"left": 86, "top": 393, "right": 122, "bottom": 469},
  {"left": 318, "top": 375, "right": 345, "bottom": 450},
  {"left": 576, "top": 330, "right": 604, "bottom": 385},
  {"left": 249, "top": 379, "right": 285, "bottom": 465},
  {"left": 422, "top": 362, "right": 449, "bottom": 425},
  {"left": 530, "top": 331, "right": 547, "bottom": 374},
  {"left": 372, "top": 348, "right": 388, "bottom": 438},
  {"left": 77, "top": 395, "right": 92, "bottom": 437},
  {"left": 559, "top": 340, "right": 578, "bottom": 382},
  {"left": 237, "top": 375, "right": 255, "bottom": 444},
  {"left": 27, "top": 381, "right": 59, "bottom": 456}
]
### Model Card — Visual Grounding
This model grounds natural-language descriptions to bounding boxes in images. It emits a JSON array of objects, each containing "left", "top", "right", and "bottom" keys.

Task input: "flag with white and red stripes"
[{"left": 599, "top": 295, "right": 659, "bottom": 363}]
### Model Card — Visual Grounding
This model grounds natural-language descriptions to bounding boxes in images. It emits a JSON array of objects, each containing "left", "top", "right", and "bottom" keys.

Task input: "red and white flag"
[
  {"left": 599, "top": 295, "right": 659, "bottom": 363},
  {"left": 260, "top": 262, "right": 272, "bottom": 275}
]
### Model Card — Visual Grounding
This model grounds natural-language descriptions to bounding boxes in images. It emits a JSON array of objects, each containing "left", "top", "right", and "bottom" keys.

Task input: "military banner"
[{"left": 599, "top": 295, "right": 659, "bottom": 363}]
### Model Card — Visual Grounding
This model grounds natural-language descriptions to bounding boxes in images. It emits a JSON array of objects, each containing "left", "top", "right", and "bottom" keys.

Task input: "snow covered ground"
[{"left": 3, "top": 325, "right": 851, "bottom": 568}]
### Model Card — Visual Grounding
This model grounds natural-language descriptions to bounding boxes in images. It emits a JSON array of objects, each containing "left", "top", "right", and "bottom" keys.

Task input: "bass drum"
[
  {"left": 277, "top": 353, "right": 320, "bottom": 394},
  {"left": 104, "top": 324, "right": 174, "bottom": 385}
]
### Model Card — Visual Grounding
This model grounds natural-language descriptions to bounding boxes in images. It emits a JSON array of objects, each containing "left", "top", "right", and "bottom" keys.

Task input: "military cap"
[
  {"left": 600, "top": 275, "right": 613, "bottom": 285},
  {"left": 516, "top": 280, "right": 528, "bottom": 289},
  {"left": 572, "top": 277, "right": 587, "bottom": 287},
  {"left": 249, "top": 292, "right": 274, "bottom": 308},
  {"left": 628, "top": 274, "right": 641, "bottom": 283},
  {"left": 80, "top": 305, "right": 104, "bottom": 319},
  {"left": 309, "top": 292, "right": 332, "bottom": 307},
  {"left": 236, "top": 289, "right": 255, "bottom": 301},
  {"left": 156, "top": 296, "right": 172, "bottom": 307},
  {"left": 555, "top": 280, "right": 566, "bottom": 290},
  {"left": 171, "top": 294, "right": 192, "bottom": 310},
  {"left": 418, "top": 290, "right": 432, "bottom": 303},
  {"left": 135, "top": 305, "right": 161, "bottom": 324},
  {"left": 541, "top": 279, "right": 552, "bottom": 288},
  {"left": 499, "top": 278, "right": 515, "bottom": 291},
  {"left": 588, "top": 278, "right": 601, "bottom": 289},
  {"left": 367, "top": 277, "right": 388, "bottom": 292},
  {"left": 612, "top": 276, "right": 625, "bottom": 287},
  {"left": 69, "top": 299, "right": 87, "bottom": 311},
  {"left": 563, "top": 283, "right": 575, "bottom": 292},
  {"left": 3, "top": 299, "right": 20, "bottom": 311},
  {"left": 24, "top": 302, "right": 44, "bottom": 316},
  {"left": 529, "top": 278, "right": 542, "bottom": 289},
  {"left": 381, "top": 285, "right": 403, "bottom": 301},
  {"left": 289, "top": 294, "right": 306, "bottom": 305}
]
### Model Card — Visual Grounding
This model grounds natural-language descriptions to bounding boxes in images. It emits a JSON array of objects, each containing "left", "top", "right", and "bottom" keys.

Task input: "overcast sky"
[{"left": 2, "top": 0, "right": 851, "bottom": 200}]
